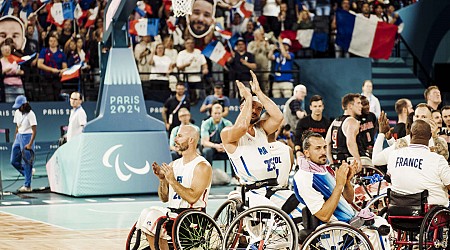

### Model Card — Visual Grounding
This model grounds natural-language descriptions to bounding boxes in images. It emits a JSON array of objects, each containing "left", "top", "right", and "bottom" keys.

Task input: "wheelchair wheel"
[
  {"left": 213, "top": 198, "right": 242, "bottom": 233},
  {"left": 172, "top": 210, "right": 223, "bottom": 250},
  {"left": 353, "top": 165, "right": 388, "bottom": 210},
  {"left": 364, "top": 193, "right": 388, "bottom": 218},
  {"left": 419, "top": 206, "right": 450, "bottom": 250},
  {"left": 126, "top": 222, "right": 150, "bottom": 250},
  {"left": 301, "top": 223, "right": 374, "bottom": 250},
  {"left": 223, "top": 205, "right": 298, "bottom": 250}
]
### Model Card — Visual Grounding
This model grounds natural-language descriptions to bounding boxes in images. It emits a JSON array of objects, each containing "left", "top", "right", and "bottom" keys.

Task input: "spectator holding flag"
[
  {"left": 1, "top": 43, "right": 25, "bottom": 102},
  {"left": 37, "top": 33, "right": 67, "bottom": 101}
]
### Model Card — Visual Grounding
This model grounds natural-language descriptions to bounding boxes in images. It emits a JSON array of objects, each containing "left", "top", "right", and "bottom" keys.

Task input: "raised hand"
[
  {"left": 160, "top": 163, "right": 175, "bottom": 183},
  {"left": 336, "top": 162, "right": 350, "bottom": 187},
  {"left": 236, "top": 80, "right": 252, "bottom": 99},
  {"left": 152, "top": 162, "right": 165, "bottom": 180},
  {"left": 249, "top": 70, "right": 261, "bottom": 94}
]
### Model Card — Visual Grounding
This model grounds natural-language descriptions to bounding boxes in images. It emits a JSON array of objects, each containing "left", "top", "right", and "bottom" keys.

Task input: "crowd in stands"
[{"left": 0, "top": 0, "right": 416, "bottom": 103}]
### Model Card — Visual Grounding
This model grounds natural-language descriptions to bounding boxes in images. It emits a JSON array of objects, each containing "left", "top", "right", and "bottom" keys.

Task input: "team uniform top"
[
  {"left": 387, "top": 144, "right": 450, "bottom": 207},
  {"left": 168, "top": 155, "right": 211, "bottom": 209},
  {"left": 269, "top": 141, "right": 292, "bottom": 188},
  {"left": 330, "top": 115, "right": 366, "bottom": 162},
  {"left": 225, "top": 125, "right": 277, "bottom": 184},
  {"left": 293, "top": 157, "right": 355, "bottom": 223}
]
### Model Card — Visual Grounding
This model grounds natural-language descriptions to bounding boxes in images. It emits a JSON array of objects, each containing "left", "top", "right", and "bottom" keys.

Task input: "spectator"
[
  {"left": 294, "top": 9, "right": 314, "bottom": 30},
  {"left": 133, "top": 35, "right": 153, "bottom": 82},
  {"left": 269, "top": 38, "right": 295, "bottom": 98},
  {"left": 361, "top": 80, "right": 381, "bottom": 118},
  {"left": 162, "top": 82, "right": 190, "bottom": 133},
  {"left": 163, "top": 36, "right": 178, "bottom": 68},
  {"left": 283, "top": 84, "right": 307, "bottom": 131},
  {"left": 316, "top": 0, "right": 331, "bottom": 16},
  {"left": 200, "top": 83, "right": 230, "bottom": 117},
  {"left": 230, "top": 12, "right": 249, "bottom": 35},
  {"left": 149, "top": 43, "right": 174, "bottom": 102},
  {"left": 227, "top": 38, "right": 256, "bottom": 97},
  {"left": 359, "top": 95, "right": 378, "bottom": 157},
  {"left": 440, "top": 106, "right": 450, "bottom": 154},
  {"left": 392, "top": 98, "right": 414, "bottom": 139},
  {"left": 424, "top": 85, "right": 441, "bottom": 111},
  {"left": 261, "top": 0, "right": 281, "bottom": 34},
  {"left": 59, "top": 20, "right": 73, "bottom": 50},
  {"left": 331, "top": 0, "right": 352, "bottom": 58},
  {"left": 1, "top": 43, "right": 25, "bottom": 102},
  {"left": 201, "top": 103, "right": 232, "bottom": 165},
  {"left": 66, "top": 91, "right": 87, "bottom": 142},
  {"left": 358, "top": 2, "right": 378, "bottom": 22},
  {"left": 37, "top": 34, "right": 68, "bottom": 101},
  {"left": 65, "top": 39, "right": 79, "bottom": 67},
  {"left": 294, "top": 95, "right": 331, "bottom": 158},
  {"left": 169, "top": 108, "right": 199, "bottom": 160},
  {"left": 374, "top": 3, "right": 388, "bottom": 23},
  {"left": 247, "top": 28, "right": 271, "bottom": 95},
  {"left": 242, "top": 21, "right": 255, "bottom": 44},
  {"left": 11, "top": 95, "right": 37, "bottom": 193},
  {"left": 273, "top": 2, "right": 294, "bottom": 37},
  {"left": 176, "top": 38, "right": 208, "bottom": 105}
]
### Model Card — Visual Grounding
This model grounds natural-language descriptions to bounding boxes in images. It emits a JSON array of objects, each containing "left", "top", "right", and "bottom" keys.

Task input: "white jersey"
[
  {"left": 269, "top": 141, "right": 292, "bottom": 188},
  {"left": 225, "top": 126, "right": 277, "bottom": 184},
  {"left": 168, "top": 155, "right": 211, "bottom": 209},
  {"left": 387, "top": 144, "right": 450, "bottom": 207}
]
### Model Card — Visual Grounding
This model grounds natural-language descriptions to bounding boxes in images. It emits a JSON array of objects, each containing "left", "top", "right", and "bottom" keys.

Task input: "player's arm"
[
  {"left": 344, "top": 118, "right": 362, "bottom": 167},
  {"left": 314, "top": 162, "right": 350, "bottom": 222},
  {"left": 289, "top": 147, "right": 294, "bottom": 171},
  {"left": 250, "top": 71, "right": 283, "bottom": 135},
  {"left": 221, "top": 81, "right": 253, "bottom": 144},
  {"left": 325, "top": 125, "right": 333, "bottom": 163},
  {"left": 162, "top": 162, "right": 212, "bottom": 204},
  {"left": 153, "top": 162, "right": 170, "bottom": 202}
]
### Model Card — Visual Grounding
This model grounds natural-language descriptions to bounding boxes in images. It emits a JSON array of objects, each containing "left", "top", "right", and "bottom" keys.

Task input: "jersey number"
[
  {"left": 173, "top": 193, "right": 181, "bottom": 200},
  {"left": 332, "top": 129, "right": 338, "bottom": 149}
]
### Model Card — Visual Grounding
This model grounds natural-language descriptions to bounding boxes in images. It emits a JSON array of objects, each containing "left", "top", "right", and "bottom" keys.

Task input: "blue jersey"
[{"left": 293, "top": 164, "right": 355, "bottom": 223}]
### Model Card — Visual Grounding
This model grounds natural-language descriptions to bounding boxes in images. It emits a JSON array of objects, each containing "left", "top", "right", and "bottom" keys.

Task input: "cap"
[
  {"left": 282, "top": 38, "right": 292, "bottom": 47},
  {"left": 294, "top": 84, "right": 307, "bottom": 94},
  {"left": 12, "top": 95, "right": 27, "bottom": 109}
]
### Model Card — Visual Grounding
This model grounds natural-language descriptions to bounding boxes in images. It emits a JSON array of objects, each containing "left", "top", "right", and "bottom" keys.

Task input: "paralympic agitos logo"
[{"left": 102, "top": 144, "right": 150, "bottom": 181}]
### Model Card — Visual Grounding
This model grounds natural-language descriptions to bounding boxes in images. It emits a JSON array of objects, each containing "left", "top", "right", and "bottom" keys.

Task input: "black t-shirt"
[
  {"left": 358, "top": 112, "right": 378, "bottom": 153},
  {"left": 392, "top": 123, "right": 406, "bottom": 140},
  {"left": 229, "top": 51, "right": 255, "bottom": 82},
  {"left": 59, "top": 33, "right": 72, "bottom": 49},
  {"left": 294, "top": 115, "right": 331, "bottom": 148},
  {"left": 164, "top": 95, "right": 190, "bottom": 132}
]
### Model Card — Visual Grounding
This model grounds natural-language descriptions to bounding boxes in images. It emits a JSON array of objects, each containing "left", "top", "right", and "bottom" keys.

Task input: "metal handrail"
[{"left": 398, "top": 35, "right": 433, "bottom": 86}]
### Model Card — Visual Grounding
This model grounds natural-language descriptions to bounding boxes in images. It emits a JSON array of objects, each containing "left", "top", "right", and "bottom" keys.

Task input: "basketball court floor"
[{"left": 0, "top": 171, "right": 232, "bottom": 249}]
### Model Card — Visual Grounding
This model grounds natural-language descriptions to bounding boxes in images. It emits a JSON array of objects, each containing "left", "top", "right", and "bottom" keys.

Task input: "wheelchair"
[
  {"left": 298, "top": 207, "right": 375, "bottom": 250},
  {"left": 126, "top": 209, "right": 223, "bottom": 250},
  {"left": 214, "top": 181, "right": 299, "bottom": 249},
  {"left": 386, "top": 188, "right": 450, "bottom": 250}
]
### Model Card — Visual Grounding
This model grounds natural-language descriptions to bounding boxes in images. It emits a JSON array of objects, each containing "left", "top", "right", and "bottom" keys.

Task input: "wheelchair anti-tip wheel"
[
  {"left": 172, "top": 210, "right": 223, "bottom": 250},
  {"left": 301, "top": 223, "right": 374, "bottom": 250},
  {"left": 223, "top": 205, "right": 299, "bottom": 250},
  {"left": 126, "top": 222, "right": 150, "bottom": 250}
]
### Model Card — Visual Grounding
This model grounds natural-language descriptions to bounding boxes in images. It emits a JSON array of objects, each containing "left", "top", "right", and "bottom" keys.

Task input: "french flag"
[
  {"left": 336, "top": 9, "right": 398, "bottom": 59},
  {"left": 19, "top": 3, "right": 33, "bottom": 23},
  {"left": 202, "top": 40, "right": 231, "bottom": 67},
  {"left": 84, "top": 6, "right": 98, "bottom": 28},
  {"left": 61, "top": 63, "right": 82, "bottom": 82},
  {"left": 215, "top": 24, "right": 232, "bottom": 39},
  {"left": 237, "top": 0, "right": 253, "bottom": 18},
  {"left": 74, "top": 3, "right": 88, "bottom": 25},
  {"left": 135, "top": 1, "right": 152, "bottom": 17},
  {"left": 48, "top": 2, "right": 74, "bottom": 26},
  {"left": 166, "top": 16, "right": 176, "bottom": 33},
  {"left": 0, "top": 0, "right": 13, "bottom": 16},
  {"left": 129, "top": 18, "right": 159, "bottom": 37},
  {"left": 296, "top": 29, "right": 328, "bottom": 52}
]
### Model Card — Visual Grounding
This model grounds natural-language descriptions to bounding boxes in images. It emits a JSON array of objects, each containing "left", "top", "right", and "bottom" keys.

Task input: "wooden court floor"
[{"left": 0, "top": 212, "right": 129, "bottom": 250}]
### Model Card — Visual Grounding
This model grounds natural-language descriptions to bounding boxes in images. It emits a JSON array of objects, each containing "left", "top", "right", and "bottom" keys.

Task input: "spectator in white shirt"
[
  {"left": 149, "top": 43, "right": 174, "bottom": 102},
  {"left": 361, "top": 80, "right": 381, "bottom": 118},
  {"left": 66, "top": 92, "right": 87, "bottom": 142}
]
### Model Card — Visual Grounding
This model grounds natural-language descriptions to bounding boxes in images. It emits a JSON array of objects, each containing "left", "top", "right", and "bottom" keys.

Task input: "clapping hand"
[
  {"left": 152, "top": 162, "right": 165, "bottom": 180},
  {"left": 249, "top": 70, "right": 261, "bottom": 94}
]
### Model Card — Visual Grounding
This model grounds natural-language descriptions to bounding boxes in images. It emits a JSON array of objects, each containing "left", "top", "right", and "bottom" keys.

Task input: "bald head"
[
  {"left": 410, "top": 120, "right": 431, "bottom": 145},
  {"left": 182, "top": 125, "right": 199, "bottom": 143},
  {"left": 175, "top": 125, "right": 200, "bottom": 152}
]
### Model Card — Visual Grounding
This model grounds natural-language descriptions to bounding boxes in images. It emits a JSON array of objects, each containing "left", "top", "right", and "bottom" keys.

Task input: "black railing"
[{"left": 398, "top": 35, "right": 433, "bottom": 87}]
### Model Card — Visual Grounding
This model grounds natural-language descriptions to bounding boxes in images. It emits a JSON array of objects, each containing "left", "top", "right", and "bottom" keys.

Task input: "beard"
[
  {"left": 190, "top": 21, "right": 209, "bottom": 36},
  {"left": 176, "top": 142, "right": 189, "bottom": 152},
  {"left": 250, "top": 113, "right": 260, "bottom": 124}
]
